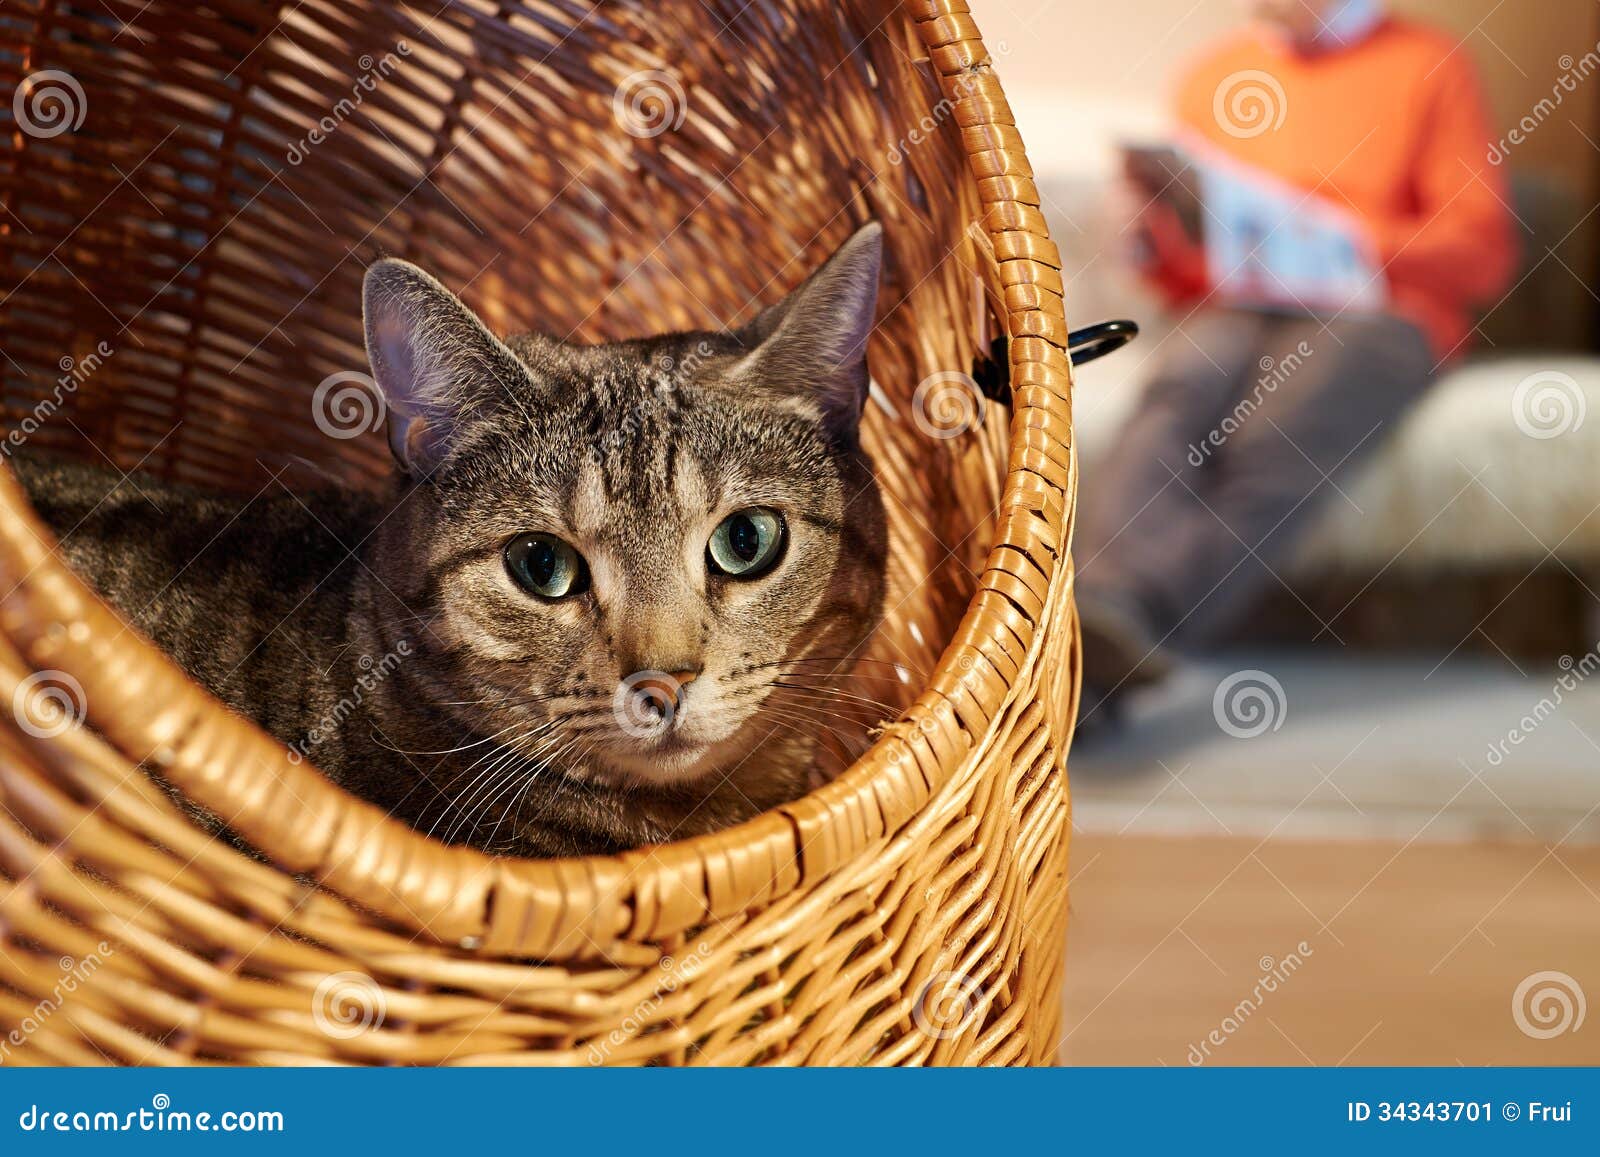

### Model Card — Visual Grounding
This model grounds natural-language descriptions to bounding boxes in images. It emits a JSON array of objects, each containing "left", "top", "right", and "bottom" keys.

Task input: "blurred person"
[{"left": 1075, "top": 0, "right": 1515, "bottom": 719}]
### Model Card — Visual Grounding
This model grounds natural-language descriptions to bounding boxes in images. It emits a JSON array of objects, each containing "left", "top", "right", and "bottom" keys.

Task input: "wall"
[{"left": 982, "top": 0, "right": 1600, "bottom": 200}]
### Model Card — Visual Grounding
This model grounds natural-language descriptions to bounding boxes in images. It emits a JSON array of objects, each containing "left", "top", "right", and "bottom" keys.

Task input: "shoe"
[
  {"left": 1073, "top": 679, "right": 1126, "bottom": 741},
  {"left": 1076, "top": 590, "right": 1174, "bottom": 693}
]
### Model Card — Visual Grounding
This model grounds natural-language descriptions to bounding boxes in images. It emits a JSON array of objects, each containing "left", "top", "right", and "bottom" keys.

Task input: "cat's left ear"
[
  {"left": 362, "top": 258, "right": 522, "bottom": 475},
  {"left": 734, "top": 222, "right": 883, "bottom": 444}
]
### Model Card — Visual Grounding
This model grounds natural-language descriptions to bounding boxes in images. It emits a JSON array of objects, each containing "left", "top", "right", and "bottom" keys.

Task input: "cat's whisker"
[
  {"left": 751, "top": 659, "right": 925, "bottom": 688},
  {"left": 484, "top": 736, "right": 580, "bottom": 849},
  {"left": 771, "top": 684, "right": 908, "bottom": 710},
  {"left": 444, "top": 742, "right": 553, "bottom": 847},
  {"left": 770, "top": 680, "right": 903, "bottom": 715},
  {"left": 443, "top": 758, "right": 521, "bottom": 845},
  {"left": 431, "top": 750, "right": 517, "bottom": 843},
  {"left": 764, "top": 697, "right": 889, "bottom": 732},
  {"left": 749, "top": 656, "right": 919, "bottom": 672},
  {"left": 372, "top": 717, "right": 539, "bottom": 758},
  {"left": 766, "top": 662, "right": 922, "bottom": 687},
  {"left": 430, "top": 726, "right": 557, "bottom": 842},
  {"left": 432, "top": 690, "right": 572, "bottom": 709},
  {"left": 758, "top": 695, "right": 885, "bottom": 732},
  {"left": 467, "top": 731, "right": 578, "bottom": 850},
  {"left": 461, "top": 724, "right": 567, "bottom": 795},
  {"left": 501, "top": 736, "right": 596, "bottom": 850},
  {"left": 752, "top": 706, "right": 872, "bottom": 752}
]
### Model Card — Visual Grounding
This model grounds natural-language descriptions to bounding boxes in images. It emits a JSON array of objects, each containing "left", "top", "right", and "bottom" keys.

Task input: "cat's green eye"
[
  {"left": 504, "top": 534, "right": 589, "bottom": 600},
  {"left": 707, "top": 508, "right": 786, "bottom": 579}
]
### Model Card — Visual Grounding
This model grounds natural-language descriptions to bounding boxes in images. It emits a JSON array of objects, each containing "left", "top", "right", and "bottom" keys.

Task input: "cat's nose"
[{"left": 619, "top": 668, "right": 700, "bottom": 726}]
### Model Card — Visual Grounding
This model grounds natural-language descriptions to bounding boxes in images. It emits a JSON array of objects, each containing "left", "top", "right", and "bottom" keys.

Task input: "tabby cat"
[{"left": 15, "top": 224, "right": 888, "bottom": 857}]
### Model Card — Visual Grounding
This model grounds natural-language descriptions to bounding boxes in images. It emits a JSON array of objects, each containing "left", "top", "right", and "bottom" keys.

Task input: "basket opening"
[{"left": 0, "top": 0, "right": 1023, "bottom": 900}]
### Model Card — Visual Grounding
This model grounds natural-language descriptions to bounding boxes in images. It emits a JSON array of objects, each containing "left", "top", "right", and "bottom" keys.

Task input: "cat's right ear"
[
  {"left": 732, "top": 223, "right": 883, "bottom": 446},
  {"left": 362, "top": 259, "right": 519, "bottom": 475}
]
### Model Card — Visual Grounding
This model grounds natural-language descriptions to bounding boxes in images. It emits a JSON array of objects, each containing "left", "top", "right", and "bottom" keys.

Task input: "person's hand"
[{"left": 1124, "top": 194, "right": 1209, "bottom": 302}]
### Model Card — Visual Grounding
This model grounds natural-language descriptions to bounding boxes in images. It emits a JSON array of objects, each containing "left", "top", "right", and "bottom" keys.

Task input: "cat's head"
[{"left": 360, "top": 225, "right": 887, "bottom": 798}]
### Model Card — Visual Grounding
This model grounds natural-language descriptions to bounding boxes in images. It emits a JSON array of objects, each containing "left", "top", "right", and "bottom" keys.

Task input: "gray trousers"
[{"left": 1074, "top": 309, "right": 1435, "bottom": 644}]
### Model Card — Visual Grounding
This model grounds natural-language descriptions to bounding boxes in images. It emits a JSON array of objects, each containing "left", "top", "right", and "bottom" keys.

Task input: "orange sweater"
[{"left": 1172, "top": 18, "right": 1516, "bottom": 360}]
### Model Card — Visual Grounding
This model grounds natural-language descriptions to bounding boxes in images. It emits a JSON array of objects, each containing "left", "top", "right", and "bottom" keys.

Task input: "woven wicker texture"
[{"left": 0, "top": 0, "right": 1078, "bottom": 1064}]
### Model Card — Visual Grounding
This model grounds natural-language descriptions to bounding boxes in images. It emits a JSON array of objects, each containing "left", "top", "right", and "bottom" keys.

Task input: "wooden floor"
[{"left": 1060, "top": 834, "right": 1600, "bottom": 1065}]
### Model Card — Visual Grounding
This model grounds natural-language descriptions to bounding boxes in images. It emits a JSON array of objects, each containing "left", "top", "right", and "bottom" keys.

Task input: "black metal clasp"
[
  {"left": 1066, "top": 319, "right": 1140, "bottom": 367},
  {"left": 972, "top": 319, "right": 1140, "bottom": 404}
]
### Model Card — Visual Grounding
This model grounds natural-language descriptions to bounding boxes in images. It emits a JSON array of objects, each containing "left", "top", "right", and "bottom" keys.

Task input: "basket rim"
[{"left": 0, "top": 0, "right": 1077, "bottom": 959}]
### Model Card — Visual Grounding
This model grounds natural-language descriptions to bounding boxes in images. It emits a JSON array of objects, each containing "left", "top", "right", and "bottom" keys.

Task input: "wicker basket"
[{"left": 0, "top": 0, "right": 1078, "bottom": 1065}]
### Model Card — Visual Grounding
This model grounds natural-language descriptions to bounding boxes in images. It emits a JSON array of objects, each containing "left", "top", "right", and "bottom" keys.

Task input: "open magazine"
[{"left": 1122, "top": 136, "right": 1387, "bottom": 314}]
